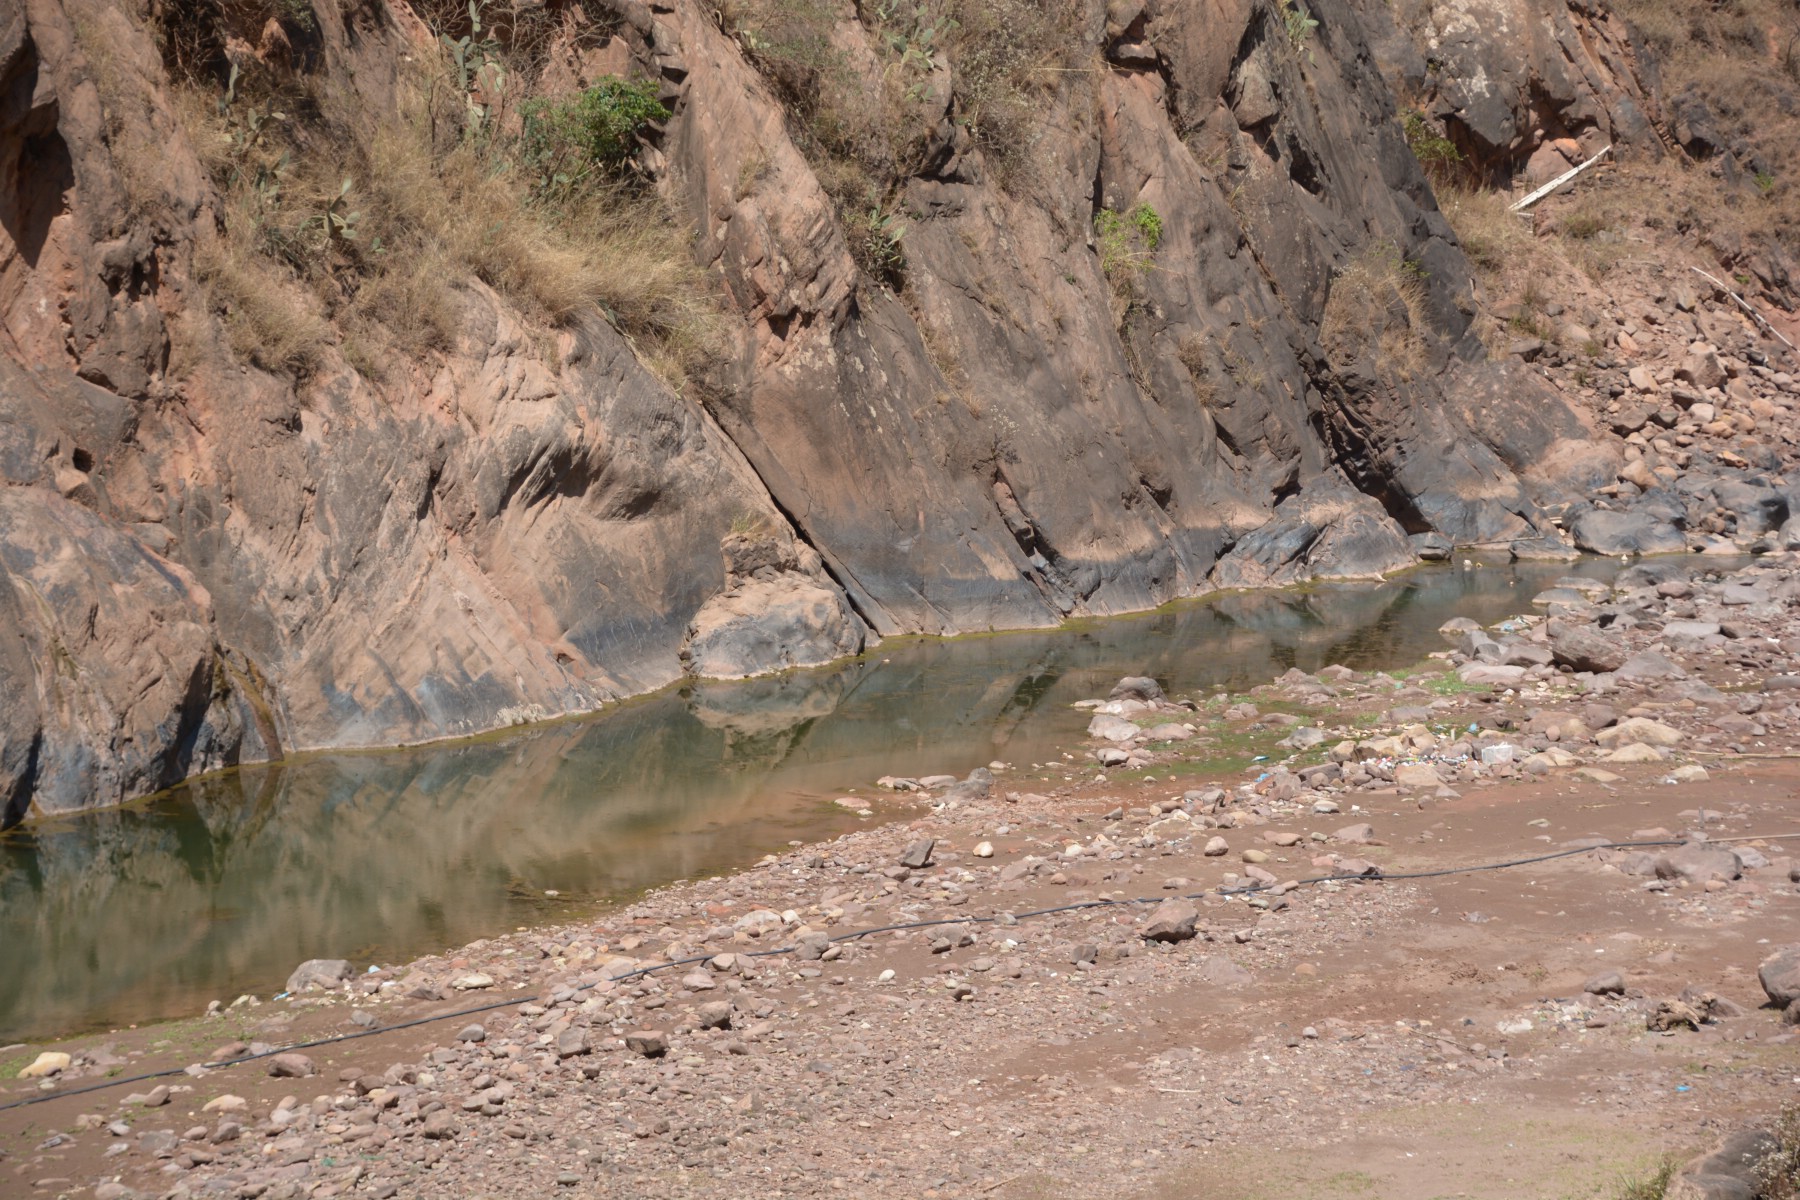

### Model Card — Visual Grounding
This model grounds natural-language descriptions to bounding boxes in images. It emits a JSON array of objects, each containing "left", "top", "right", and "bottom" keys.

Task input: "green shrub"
[
  {"left": 1096, "top": 203, "right": 1162, "bottom": 272},
  {"left": 520, "top": 77, "right": 667, "bottom": 197},
  {"left": 1277, "top": 0, "right": 1318, "bottom": 54},
  {"left": 1095, "top": 202, "right": 1163, "bottom": 322},
  {"left": 1402, "top": 110, "right": 1462, "bottom": 184}
]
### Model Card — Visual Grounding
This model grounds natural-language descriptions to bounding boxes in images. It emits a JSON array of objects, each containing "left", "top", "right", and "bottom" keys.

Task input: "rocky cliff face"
[{"left": 0, "top": 0, "right": 1633, "bottom": 823}]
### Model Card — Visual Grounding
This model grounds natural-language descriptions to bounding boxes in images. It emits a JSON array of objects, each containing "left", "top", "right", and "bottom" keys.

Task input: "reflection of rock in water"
[{"left": 685, "top": 668, "right": 855, "bottom": 768}]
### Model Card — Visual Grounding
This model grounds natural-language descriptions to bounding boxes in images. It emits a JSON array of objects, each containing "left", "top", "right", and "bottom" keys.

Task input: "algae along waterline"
[{"left": 1, "top": 558, "right": 1627, "bottom": 1042}]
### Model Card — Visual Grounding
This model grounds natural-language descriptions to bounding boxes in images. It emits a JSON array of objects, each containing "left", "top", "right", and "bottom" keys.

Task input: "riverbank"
[
  {"left": 8, "top": 554, "right": 1800, "bottom": 1199},
  {"left": 0, "top": 558, "right": 1640, "bottom": 1045}
]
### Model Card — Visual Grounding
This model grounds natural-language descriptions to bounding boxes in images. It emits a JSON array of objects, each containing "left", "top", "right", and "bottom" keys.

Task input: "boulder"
[
  {"left": 1087, "top": 714, "right": 1141, "bottom": 743},
  {"left": 1110, "top": 676, "right": 1165, "bottom": 703},
  {"left": 1665, "top": 1128, "right": 1778, "bottom": 1200},
  {"left": 1614, "top": 651, "right": 1686, "bottom": 682},
  {"left": 1759, "top": 944, "right": 1800, "bottom": 1008},
  {"left": 1568, "top": 509, "right": 1687, "bottom": 556},
  {"left": 1547, "top": 619, "right": 1626, "bottom": 673},
  {"left": 682, "top": 570, "right": 866, "bottom": 680},
  {"left": 1140, "top": 898, "right": 1200, "bottom": 942},
  {"left": 268, "top": 1053, "right": 316, "bottom": 1078},
  {"left": 285, "top": 959, "right": 354, "bottom": 994},
  {"left": 1655, "top": 844, "right": 1740, "bottom": 884},
  {"left": 17, "top": 1052, "right": 71, "bottom": 1079},
  {"left": 1595, "top": 718, "right": 1683, "bottom": 748},
  {"left": 624, "top": 1030, "right": 670, "bottom": 1058},
  {"left": 1457, "top": 663, "right": 1528, "bottom": 687},
  {"left": 1676, "top": 345, "right": 1728, "bottom": 390}
]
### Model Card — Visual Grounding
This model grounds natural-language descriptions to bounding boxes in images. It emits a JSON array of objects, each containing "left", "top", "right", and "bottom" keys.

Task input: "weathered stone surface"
[
  {"left": 1356, "top": 0, "right": 1663, "bottom": 177},
  {"left": 681, "top": 529, "right": 867, "bottom": 679},
  {"left": 1666, "top": 1129, "right": 1778, "bottom": 1200}
]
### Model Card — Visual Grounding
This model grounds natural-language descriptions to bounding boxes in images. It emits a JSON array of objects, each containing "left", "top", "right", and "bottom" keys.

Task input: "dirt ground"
[{"left": 7, "top": 578, "right": 1800, "bottom": 1200}]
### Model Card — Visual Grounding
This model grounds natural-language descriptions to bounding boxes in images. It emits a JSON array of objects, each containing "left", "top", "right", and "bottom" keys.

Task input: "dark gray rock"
[
  {"left": 898, "top": 839, "right": 936, "bottom": 869},
  {"left": 1711, "top": 478, "right": 1789, "bottom": 534},
  {"left": 1409, "top": 531, "right": 1453, "bottom": 561},
  {"left": 1583, "top": 971, "right": 1625, "bottom": 996},
  {"left": 1546, "top": 619, "right": 1627, "bottom": 673},
  {"left": 1616, "top": 651, "right": 1686, "bottom": 682},
  {"left": 1568, "top": 509, "right": 1688, "bottom": 556},
  {"left": 1110, "top": 676, "right": 1165, "bottom": 703},
  {"left": 1209, "top": 487, "right": 1415, "bottom": 590}
]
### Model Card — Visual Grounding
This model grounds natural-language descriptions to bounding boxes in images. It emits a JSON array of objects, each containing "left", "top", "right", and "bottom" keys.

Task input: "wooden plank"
[{"left": 1508, "top": 145, "right": 1613, "bottom": 212}]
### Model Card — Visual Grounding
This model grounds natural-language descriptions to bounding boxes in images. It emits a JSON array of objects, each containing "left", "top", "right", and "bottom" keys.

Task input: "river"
[{"left": 1, "top": 558, "right": 1624, "bottom": 1042}]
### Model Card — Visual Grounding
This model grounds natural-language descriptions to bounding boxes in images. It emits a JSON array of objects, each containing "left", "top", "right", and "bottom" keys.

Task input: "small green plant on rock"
[
  {"left": 1402, "top": 110, "right": 1462, "bottom": 185},
  {"left": 1095, "top": 202, "right": 1163, "bottom": 320},
  {"left": 1276, "top": 0, "right": 1318, "bottom": 55},
  {"left": 845, "top": 200, "right": 908, "bottom": 287}
]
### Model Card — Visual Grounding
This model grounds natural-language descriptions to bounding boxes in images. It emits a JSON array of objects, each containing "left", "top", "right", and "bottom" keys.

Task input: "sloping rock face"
[{"left": 0, "top": 0, "right": 1646, "bottom": 820}]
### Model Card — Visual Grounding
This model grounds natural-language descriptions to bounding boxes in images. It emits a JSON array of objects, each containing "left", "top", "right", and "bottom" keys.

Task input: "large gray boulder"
[
  {"left": 1568, "top": 509, "right": 1688, "bottom": 556},
  {"left": 285, "top": 959, "right": 354, "bottom": 994},
  {"left": 1546, "top": 619, "right": 1626, "bottom": 673}
]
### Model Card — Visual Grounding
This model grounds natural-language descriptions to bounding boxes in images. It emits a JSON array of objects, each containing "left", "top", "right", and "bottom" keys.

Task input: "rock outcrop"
[
  {"left": 681, "top": 527, "right": 867, "bottom": 679},
  {"left": 1358, "top": 0, "right": 1669, "bottom": 179},
  {"left": 0, "top": 0, "right": 1653, "bottom": 821}
]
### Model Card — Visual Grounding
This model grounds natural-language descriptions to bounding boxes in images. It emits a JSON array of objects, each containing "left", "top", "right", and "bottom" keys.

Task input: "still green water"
[{"left": 1, "top": 559, "right": 1623, "bottom": 1042}]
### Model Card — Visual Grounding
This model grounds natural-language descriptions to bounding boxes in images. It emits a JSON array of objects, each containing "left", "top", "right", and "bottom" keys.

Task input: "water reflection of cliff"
[{"left": 0, "top": 559, "right": 1619, "bottom": 1040}]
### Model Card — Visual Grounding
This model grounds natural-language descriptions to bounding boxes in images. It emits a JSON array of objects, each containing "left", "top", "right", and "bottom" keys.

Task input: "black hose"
[{"left": 0, "top": 836, "right": 1689, "bottom": 1114}]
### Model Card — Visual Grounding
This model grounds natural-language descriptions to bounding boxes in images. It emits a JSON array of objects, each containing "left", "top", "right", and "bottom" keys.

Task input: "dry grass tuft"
[
  {"left": 1320, "top": 243, "right": 1431, "bottom": 381},
  {"left": 163, "top": 39, "right": 720, "bottom": 388},
  {"left": 1177, "top": 332, "right": 1217, "bottom": 405},
  {"left": 195, "top": 224, "right": 332, "bottom": 373},
  {"left": 1609, "top": 0, "right": 1798, "bottom": 274}
]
